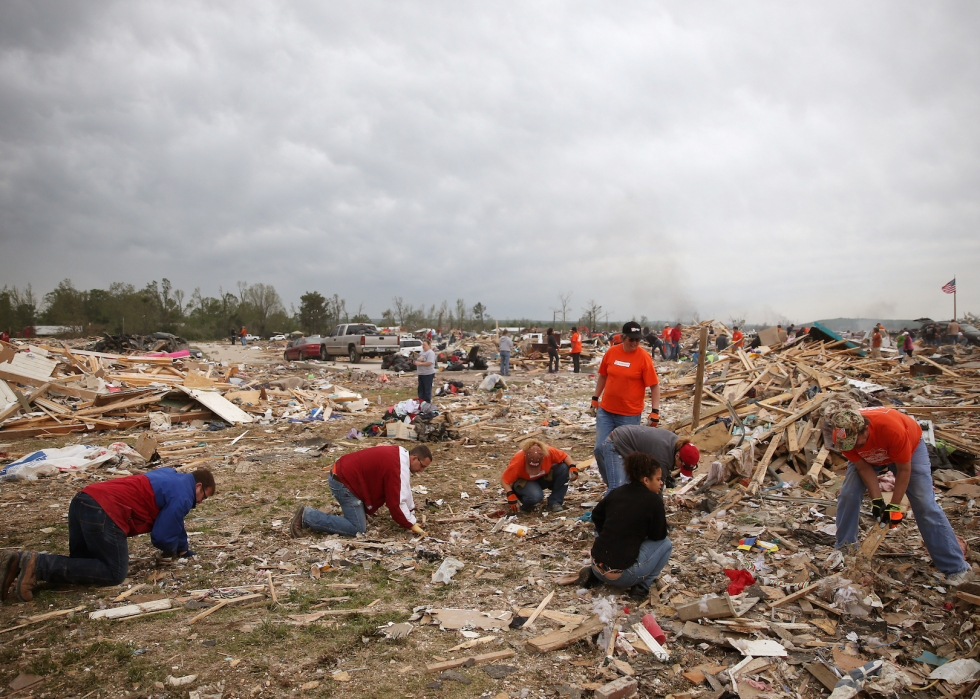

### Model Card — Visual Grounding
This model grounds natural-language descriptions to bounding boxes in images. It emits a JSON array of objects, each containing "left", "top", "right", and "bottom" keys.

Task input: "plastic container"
[{"left": 641, "top": 614, "right": 667, "bottom": 645}]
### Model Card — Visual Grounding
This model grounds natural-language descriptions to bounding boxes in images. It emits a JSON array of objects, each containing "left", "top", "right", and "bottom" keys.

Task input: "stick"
[
  {"left": 521, "top": 590, "right": 555, "bottom": 629},
  {"left": 266, "top": 571, "right": 277, "bottom": 604}
]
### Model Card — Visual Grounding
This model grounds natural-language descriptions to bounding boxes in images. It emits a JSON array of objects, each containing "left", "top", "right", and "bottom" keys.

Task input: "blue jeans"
[
  {"left": 241, "top": 336, "right": 247, "bottom": 346},
  {"left": 303, "top": 472, "right": 368, "bottom": 537},
  {"left": 593, "top": 537, "right": 672, "bottom": 589},
  {"left": 35, "top": 492, "right": 130, "bottom": 586},
  {"left": 499, "top": 351, "right": 511, "bottom": 376},
  {"left": 514, "top": 462, "right": 570, "bottom": 510},
  {"left": 835, "top": 438, "right": 967, "bottom": 575},
  {"left": 417, "top": 374, "right": 434, "bottom": 402},
  {"left": 600, "top": 435, "right": 630, "bottom": 496},
  {"left": 593, "top": 408, "right": 641, "bottom": 487}
]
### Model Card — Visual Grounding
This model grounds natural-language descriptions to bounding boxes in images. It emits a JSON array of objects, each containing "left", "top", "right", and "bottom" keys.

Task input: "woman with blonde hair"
[{"left": 501, "top": 438, "right": 578, "bottom": 513}]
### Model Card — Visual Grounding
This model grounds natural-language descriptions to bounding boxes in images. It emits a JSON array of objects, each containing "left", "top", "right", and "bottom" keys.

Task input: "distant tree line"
[{"left": 2, "top": 282, "right": 725, "bottom": 341}]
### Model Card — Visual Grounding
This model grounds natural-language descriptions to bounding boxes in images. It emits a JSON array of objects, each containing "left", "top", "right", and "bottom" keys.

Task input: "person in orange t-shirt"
[
  {"left": 731, "top": 326, "right": 744, "bottom": 349},
  {"left": 829, "top": 407, "right": 971, "bottom": 584},
  {"left": 501, "top": 439, "right": 578, "bottom": 513},
  {"left": 871, "top": 327, "right": 883, "bottom": 359},
  {"left": 591, "top": 321, "right": 660, "bottom": 496},
  {"left": 569, "top": 328, "right": 583, "bottom": 374}
]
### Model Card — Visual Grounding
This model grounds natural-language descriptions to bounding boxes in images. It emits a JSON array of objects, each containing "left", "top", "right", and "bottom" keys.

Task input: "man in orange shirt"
[
  {"left": 591, "top": 321, "right": 661, "bottom": 495},
  {"left": 830, "top": 407, "right": 972, "bottom": 585},
  {"left": 731, "top": 326, "right": 744, "bottom": 349},
  {"left": 870, "top": 327, "right": 883, "bottom": 359},
  {"left": 569, "top": 328, "right": 583, "bottom": 373},
  {"left": 501, "top": 439, "right": 578, "bottom": 513}
]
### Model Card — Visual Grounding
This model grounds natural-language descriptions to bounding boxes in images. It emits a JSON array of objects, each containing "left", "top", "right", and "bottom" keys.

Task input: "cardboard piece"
[{"left": 690, "top": 421, "right": 731, "bottom": 453}]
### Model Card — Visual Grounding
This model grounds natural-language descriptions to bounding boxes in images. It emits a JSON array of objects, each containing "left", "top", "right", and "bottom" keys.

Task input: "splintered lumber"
[
  {"left": 955, "top": 591, "right": 980, "bottom": 606},
  {"left": 527, "top": 614, "right": 605, "bottom": 653},
  {"left": 425, "top": 649, "right": 516, "bottom": 673},
  {"left": 914, "top": 355, "right": 959, "bottom": 378},
  {"left": 521, "top": 589, "right": 555, "bottom": 629},
  {"left": 857, "top": 504, "right": 907, "bottom": 560},
  {"left": 805, "top": 447, "right": 830, "bottom": 484},
  {"left": 805, "top": 663, "right": 840, "bottom": 691},
  {"left": 769, "top": 578, "right": 825, "bottom": 608},
  {"left": 632, "top": 622, "right": 669, "bottom": 662},
  {"left": 676, "top": 594, "right": 737, "bottom": 621},
  {"left": 90, "top": 598, "right": 173, "bottom": 620},
  {"left": 747, "top": 431, "right": 783, "bottom": 494}
]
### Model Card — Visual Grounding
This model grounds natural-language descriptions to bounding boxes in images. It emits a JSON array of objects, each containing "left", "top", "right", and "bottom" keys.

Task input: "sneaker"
[
  {"left": 14, "top": 552, "right": 36, "bottom": 603},
  {"left": 575, "top": 565, "right": 601, "bottom": 589},
  {"left": 289, "top": 506, "right": 307, "bottom": 539},
  {"left": 946, "top": 569, "right": 977, "bottom": 587},
  {"left": 627, "top": 583, "right": 650, "bottom": 600},
  {"left": 547, "top": 503, "right": 564, "bottom": 513},
  {"left": 0, "top": 550, "right": 19, "bottom": 602}
]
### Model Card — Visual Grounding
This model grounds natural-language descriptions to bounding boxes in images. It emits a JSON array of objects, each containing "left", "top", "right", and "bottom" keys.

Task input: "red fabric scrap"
[{"left": 724, "top": 569, "right": 756, "bottom": 596}]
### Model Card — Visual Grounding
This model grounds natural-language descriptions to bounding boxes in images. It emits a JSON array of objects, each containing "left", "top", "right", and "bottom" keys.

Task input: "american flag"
[{"left": 942, "top": 278, "right": 956, "bottom": 294}]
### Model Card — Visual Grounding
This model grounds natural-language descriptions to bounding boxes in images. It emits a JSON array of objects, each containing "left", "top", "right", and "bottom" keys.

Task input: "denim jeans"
[
  {"left": 417, "top": 374, "right": 434, "bottom": 402},
  {"left": 835, "top": 438, "right": 968, "bottom": 575},
  {"left": 303, "top": 472, "right": 368, "bottom": 537},
  {"left": 499, "top": 350, "right": 511, "bottom": 376},
  {"left": 593, "top": 408, "right": 641, "bottom": 486},
  {"left": 241, "top": 336, "right": 247, "bottom": 346},
  {"left": 35, "top": 492, "right": 130, "bottom": 586},
  {"left": 600, "top": 435, "right": 630, "bottom": 496},
  {"left": 514, "top": 462, "right": 570, "bottom": 510},
  {"left": 592, "top": 537, "right": 672, "bottom": 589}
]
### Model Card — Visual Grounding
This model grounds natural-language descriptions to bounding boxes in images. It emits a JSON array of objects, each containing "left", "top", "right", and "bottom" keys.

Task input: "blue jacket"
[{"left": 145, "top": 468, "right": 197, "bottom": 553}]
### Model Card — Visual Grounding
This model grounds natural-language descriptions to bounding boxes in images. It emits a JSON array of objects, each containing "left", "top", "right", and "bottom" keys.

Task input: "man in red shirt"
[
  {"left": 830, "top": 407, "right": 972, "bottom": 585},
  {"left": 669, "top": 324, "right": 682, "bottom": 360},
  {"left": 290, "top": 444, "right": 432, "bottom": 538}
]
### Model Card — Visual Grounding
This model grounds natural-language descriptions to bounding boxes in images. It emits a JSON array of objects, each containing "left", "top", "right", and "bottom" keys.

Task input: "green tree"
[
  {"left": 472, "top": 302, "right": 486, "bottom": 330},
  {"left": 299, "top": 291, "right": 328, "bottom": 335}
]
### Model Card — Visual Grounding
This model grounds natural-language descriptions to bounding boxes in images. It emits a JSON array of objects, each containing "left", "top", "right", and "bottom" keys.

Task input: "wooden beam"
[
  {"left": 747, "top": 431, "right": 783, "bottom": 495},
  {"left": 691, "top": 326, "right": 709, "bottom": 430},
  {"left": 527, "top": 615, "right": 605, "bottom": 653},
  {"left": 425, "top": 649, "right": 516, "bottom": 673}
]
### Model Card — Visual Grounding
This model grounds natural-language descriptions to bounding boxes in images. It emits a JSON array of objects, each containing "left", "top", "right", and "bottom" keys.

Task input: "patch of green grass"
[
  {"left": 27, "top": 652, "right": 57, "bottom": 676},
  {"left": 126, "top": 657, "right": 164, "bottom": 685},
  {"left": 85, "top": 639, "right": 132, "bottom": 663}
]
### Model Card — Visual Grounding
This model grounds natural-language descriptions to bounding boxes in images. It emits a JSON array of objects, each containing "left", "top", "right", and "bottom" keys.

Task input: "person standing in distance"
[
  {"left": 498, "top": 330, "right": 514, "bottom": 376},
  {"left": 416, "top": 340, "right": 436, "bottom": 402}
]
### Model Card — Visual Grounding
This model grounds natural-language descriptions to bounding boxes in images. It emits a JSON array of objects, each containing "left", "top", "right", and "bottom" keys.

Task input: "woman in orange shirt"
[
  {"left": 501, "top": 439, "right": 578, "bottom": 513},
  {"left": 569, "top": 328, "right": 583, "bottom": 373}
]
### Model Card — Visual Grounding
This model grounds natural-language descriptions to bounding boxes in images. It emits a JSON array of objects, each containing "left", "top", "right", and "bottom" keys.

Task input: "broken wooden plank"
[
  {"left": 527, "top": 614, "right": 605, "bottom": 653},
  {"left": 747, "top": 431, "right": 783, "bottom": 494},
  {"left": 805, "top": 447, "right": 830, "bottom": 484},
  {"left": 521, "top": 589, "right": 555, "bottom": 629},
  {"left": 425, "top": 649, "right": 516, "bottom": 673},
  {"left": 90, "top": 598, "right": 173, "bottom": 620},
  {"left": 676, "top": 594, "right": 737, "bottom": 621}
]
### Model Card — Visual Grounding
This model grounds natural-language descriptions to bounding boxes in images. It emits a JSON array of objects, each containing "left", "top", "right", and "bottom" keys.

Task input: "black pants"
[
  {"left": 571, "top": 352, "right": 580, "bottom": 373},
  {"left": 548, "top": 348, "right": 559, "bottom": 372}
]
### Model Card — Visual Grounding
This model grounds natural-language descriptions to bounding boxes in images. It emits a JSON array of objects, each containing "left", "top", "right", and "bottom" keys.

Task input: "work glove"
[
  {"left": 647, "top": 409, "right": 660, "bottom": 428},
  {"left": 870, "top": 498, "right": 885, "bottom": 520},
  {"left": 506, "top": 492, "right": 520, "bottom": 513},
  {"left": 879, "top": 504, "right": 903, "bottom": 529},
  {"left": 410, "top": 523, "right": 427, "bottom": 536},
  {"left": 589, "top": 396, "right": 599, "bottom": 417},
  {"left": 568, "top": 466, "right": 579, "bottom": 482}
]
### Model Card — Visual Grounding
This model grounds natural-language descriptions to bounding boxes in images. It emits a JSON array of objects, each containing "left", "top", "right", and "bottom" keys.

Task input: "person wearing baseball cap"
[
  {"left": 829, "top": 406, "right": 973, "bottom": 586},
  {"left": 605, "top": 424, "right": 700, "bottom": 489},
  {"left": 591, "top": 321, "right": 661, "bottom": 496}
]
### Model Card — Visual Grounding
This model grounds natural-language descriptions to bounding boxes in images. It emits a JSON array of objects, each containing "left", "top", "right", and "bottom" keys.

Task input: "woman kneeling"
[{"left": 578, "top": 451, "right": 671, "bottom": 600}]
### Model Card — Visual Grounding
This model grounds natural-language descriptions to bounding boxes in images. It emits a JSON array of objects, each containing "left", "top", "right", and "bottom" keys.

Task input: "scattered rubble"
[{"left": 0, "top": 326, "right": 978, "bottom": 698}]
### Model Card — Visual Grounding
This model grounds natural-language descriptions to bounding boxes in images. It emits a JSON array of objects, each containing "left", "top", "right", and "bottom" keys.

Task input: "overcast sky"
[{"left": 1, "top": 2, "right": 978, "bottom": 325}]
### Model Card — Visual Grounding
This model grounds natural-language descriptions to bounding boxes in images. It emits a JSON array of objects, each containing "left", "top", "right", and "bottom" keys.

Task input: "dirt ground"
[{"left": 1, "top": 342, "right": 978, "bottom": 699}]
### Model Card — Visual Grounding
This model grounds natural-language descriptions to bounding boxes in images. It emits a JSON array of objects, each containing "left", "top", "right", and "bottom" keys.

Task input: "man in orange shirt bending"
[{"left": 829, "top": 407, "right": 972, "bottom": 586}]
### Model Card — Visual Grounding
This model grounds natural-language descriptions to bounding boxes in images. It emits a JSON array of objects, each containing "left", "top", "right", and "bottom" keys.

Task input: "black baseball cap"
[{"left": 621, "top": 321, "right": 642, "bottom": 339}]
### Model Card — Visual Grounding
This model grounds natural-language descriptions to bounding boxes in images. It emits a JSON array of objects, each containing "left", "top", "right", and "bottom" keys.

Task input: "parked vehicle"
[
  {"left": 245, "top": 334, "right": 260, "bottom": 342},
  {"left": 398, "top": 337, "right": 424, "bottom": 357},
  {"left": 283, "top": 336, "right": 326, "bottom": 361},
  {"left": 319, "top": 324, "right": 401, "bottom": 363},
  {"left": 268, "top": 334, "right": 287, "bottom": 341}
]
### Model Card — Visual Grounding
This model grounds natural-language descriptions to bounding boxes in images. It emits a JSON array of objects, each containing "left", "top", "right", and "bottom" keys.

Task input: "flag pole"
[{"left": 954, "top": 273, "right": 957, "bottom": 320}]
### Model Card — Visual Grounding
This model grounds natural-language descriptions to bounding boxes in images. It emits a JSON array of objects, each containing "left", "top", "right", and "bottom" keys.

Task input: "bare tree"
[
  {"left": 242, "top": 283, "right": 285, "bottom": 337},
  {"left": 436, "top": 300, "right": 449, "bottom": 331},
  {"left": 455, "top": 298, "right": 467, "bottom": 329},
  {"left": 472, "top": 302, "right": 486, "bottom": 330},
  {"left": 555, "top": 291, "right": 572, "bottom": 331},
  {"left": 582, "top": 299, "right": 602, "bottom": 332}
]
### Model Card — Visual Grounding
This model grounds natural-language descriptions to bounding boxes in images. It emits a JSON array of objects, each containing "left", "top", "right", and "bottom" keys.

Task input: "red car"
[{"left": 283, "top": 336, "right": 327, "bottom": 361}]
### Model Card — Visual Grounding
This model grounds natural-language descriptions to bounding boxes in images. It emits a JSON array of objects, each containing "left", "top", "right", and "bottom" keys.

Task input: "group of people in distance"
[{"left": 3, "top": 319, "right": 974, "bottom": 604}]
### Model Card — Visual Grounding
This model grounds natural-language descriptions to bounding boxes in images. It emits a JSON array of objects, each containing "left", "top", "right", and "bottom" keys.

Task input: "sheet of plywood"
[
  {"left": 176, "top": 386, "right": 254, "bottom": 424},
  {"left": 1, "top": 352, "right": 58, "bottom": 382}
]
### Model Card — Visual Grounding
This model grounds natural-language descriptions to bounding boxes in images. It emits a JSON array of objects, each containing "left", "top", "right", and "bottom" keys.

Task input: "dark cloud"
[{"left": 1, "top": 1, "right": 979, "bottom": 323}]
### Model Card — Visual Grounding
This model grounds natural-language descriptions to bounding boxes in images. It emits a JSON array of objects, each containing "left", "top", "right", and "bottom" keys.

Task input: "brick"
[{"left": 594, "top": 676, "right": 638, "bottom": 699}]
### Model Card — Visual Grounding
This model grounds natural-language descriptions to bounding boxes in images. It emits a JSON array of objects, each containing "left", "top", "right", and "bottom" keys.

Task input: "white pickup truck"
[{"left": 320, "top": 323, "right": 400, "bottom": 363}]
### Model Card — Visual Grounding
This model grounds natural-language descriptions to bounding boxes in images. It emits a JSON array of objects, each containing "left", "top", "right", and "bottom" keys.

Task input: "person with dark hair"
[
  {"left": 569, "top": 327, "right": 582, "bottom": 373},
  {"left": 669, "top": 324, "right": 682, "bottom": 360},
  {"left": 290, "top": 445, "right": 432, "bottom": 538},
  {"left": 576, "top": 452, "right": 672, "bottom": 600},
  {"left": 2, "top": 468, "right": 215, "bottom": 603},
  {"left": 828, "top": 407, "right": 972, "bottom": 585},
  {"left": 546, "top": 328, "right": 560, "bottom": 373},
  {"left": 644, "top": 332, "right": 667, "bottom": 361},
  {"left": 715, "top": 331, "right": 729, "bottom": 352},
  {"left": 731, "top": 326, "right": 744, "bottom": 349},
  {"left": 591, "top": 321, "right": 660, "bottom": 495}
]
